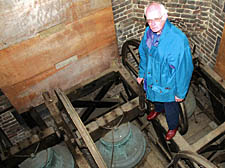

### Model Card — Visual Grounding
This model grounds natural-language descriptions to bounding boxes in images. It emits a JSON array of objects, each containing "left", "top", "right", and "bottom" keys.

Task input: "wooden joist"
[
  {"left": 157, "top": 114, "right": 195, "bottom": 152},
  {"left": 0, "top": 127, "right": 55, "bottom": 161},
  {"left": 55, "top": 88, "right": 107, "bottom": 168},
  {"left": 192, "top": 121, "right": 225, "bottom": 152},
  {"left": 82, "top": 97, "right": 140, "bottom": 142}
]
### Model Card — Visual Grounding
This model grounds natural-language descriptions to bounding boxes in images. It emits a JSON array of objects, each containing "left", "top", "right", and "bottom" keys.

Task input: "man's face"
[{"left": 146, "top": 9, "right": 165, "bottom": 33}]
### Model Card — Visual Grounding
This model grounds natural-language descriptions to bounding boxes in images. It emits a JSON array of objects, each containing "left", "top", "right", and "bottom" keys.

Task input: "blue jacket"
[{"left": 138, "top": 20, "right": 194, "bottom": 102}]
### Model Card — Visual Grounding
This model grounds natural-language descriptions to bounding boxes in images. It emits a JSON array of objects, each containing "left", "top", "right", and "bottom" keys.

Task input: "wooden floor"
[
  {"left": 75, "top": 107, "right": 218, "bottom": 168},
  {"left": 136, "top": 139, "right": 169, "bottom": 168},
  {"left": 134, "top": 105, "right": 216, "bottom": 168},
  {"left": 183, "top": 106, "right": 216, "bottom": 145}
]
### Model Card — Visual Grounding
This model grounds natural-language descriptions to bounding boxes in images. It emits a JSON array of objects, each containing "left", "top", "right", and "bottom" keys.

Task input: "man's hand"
[
  {"left": 137, "top": 77, "right": 144, "bottom": 84},
  {"left": 175, "top": 96, "right": 183, "bottom": 102}
]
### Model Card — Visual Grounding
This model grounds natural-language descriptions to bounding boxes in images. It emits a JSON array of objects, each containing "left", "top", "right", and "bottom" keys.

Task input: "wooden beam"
[
  {"left": 55, "top": 88, "right": 107, "bottom": 168},
  {"left": 201, "top": 64, "right": 225, "bottom": 92},
  {"left": 42, "top": 91, "right": 77, "bottom": 160},
  {"left": 157, "top": 114, "right": 195, "bottom": 152},
  {"left": 0, "top": 127, "right": 55, "bottom": 161},
  {"left": 83, "top": 97, "right": 140, "bottom": 142},
  {"left": 192, "top": 121, "right": 225, "bottom": 152}
]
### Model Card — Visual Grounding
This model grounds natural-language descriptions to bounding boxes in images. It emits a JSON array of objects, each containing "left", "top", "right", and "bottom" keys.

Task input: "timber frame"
[{"left": 1, "top": 61, "right": 225, "bottom": 167}]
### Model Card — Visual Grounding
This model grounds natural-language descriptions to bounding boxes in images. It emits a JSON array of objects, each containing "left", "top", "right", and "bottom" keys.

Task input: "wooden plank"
[
  {"left": 215, "top": 24, "right": 225, "bottom": 80},
  {"left": 55, "top": 88, "right": 107, "bottom": 168},
  {"left": 1, "top": 6, "right": 118, "bottom": 113},
  {"left": 0, "top": 7, "right": 116, "bottom": 87},
  {"left": 192, "top": 121, "right": 225, "bottom": 152},
  {"left": 84, "top": 97, "right": 140, "bottom": 142},
  {"left": 42, "top": 92, "right": 77, "bottom": 159},
  {"left": 75, "top": 147, "right": 91, "bottom": 168},
  {"left": 201, "top": 64, "right": 225, "bottom": 91}
]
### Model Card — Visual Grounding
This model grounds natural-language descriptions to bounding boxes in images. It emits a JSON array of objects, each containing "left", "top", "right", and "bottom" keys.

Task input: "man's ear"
[
  {"left": 144, "top": 6, "right": 147, "bottom": 16},
  {"left": 162, "top": 13, "right": 168, "bottom": 21}
]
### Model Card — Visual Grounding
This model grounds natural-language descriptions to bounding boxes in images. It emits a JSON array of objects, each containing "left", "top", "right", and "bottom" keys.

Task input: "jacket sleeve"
[
  {"left": 168, "top": 39, "right": 194, "bottom": 99},
  {"left": 138, "top": 28, "right": 148, "bottom": 78}
]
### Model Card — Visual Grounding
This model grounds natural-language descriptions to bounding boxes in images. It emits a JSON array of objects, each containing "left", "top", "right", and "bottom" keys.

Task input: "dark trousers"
[{"left": 154, "top": 102, "right": 180, "bottom": 130}]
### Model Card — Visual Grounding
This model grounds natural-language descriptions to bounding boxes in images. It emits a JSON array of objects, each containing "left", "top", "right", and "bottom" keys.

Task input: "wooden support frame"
[
  {"left": 42, "top": 63, "right": 141, "bottom": 168},
  {"left": 42, "top": 91, "right": 77, "bottom": 160},
  {"left": 55, "top": 88, "right": 107, "bottom": 168},
  {"left": 0, "top": 127, "right": 55, "bottom": 161}
]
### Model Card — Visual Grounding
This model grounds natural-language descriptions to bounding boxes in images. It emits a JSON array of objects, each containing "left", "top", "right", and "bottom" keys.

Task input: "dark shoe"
[
  {"left": 147, "top": 110, "right": 160, "bottom": 120},
  {"left": 165, "top": 128, "right": 178, "bottom": 141}
]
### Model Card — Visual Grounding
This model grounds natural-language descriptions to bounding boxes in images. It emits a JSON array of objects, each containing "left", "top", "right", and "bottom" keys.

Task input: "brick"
[
  {"left": 112, "top": 5, "right": 120, "bottom": 11},
  {"left": 166, "top": 3, "right": 182, "bottom": 8},
  {"left": 212, "top": 0, "right": 223, "bottom": 8},
  {"left": 115, "top": 7, "right": 126, "bottom": 14},
  {"left": 1, "top": 118, "right": 16, "bottom": 127},
  {"left": 215, "top": 11, "right": 224, "bottom": 21},
  {"left": 114, "top": 16, "right": 128, "bottom": 24},
  {"left": 183, "top": 4, "right": 198, "bottom": 10},
  {"left": 201, "top": 11, "right": 209, "bottom": 17},
  {"left": 125, "top": 9, "right": 133, "bottom": 15},
  {"left": 205, "top": 42, "right": 214, "bottom": 51},
  {"left": 208, "top": 29, "right": 217, "bottom": 39},
  {"left": 212, "top": 4, "right": 222, "bottom": 13},
  {"left": 120, "top": 1, "right": 131, "bottom": 8},
  {"left": 187, "top": 0, "right": 196, "bottom": 5},
  {"left": 167, "top": 7, "right": 176, "bottom": 12},
  {"left": 200, "top": 6, "right": 210, "bottom": 12},
  {"left": 201, "top": 2, "right": 212, "bottom": 7},
  {"left": 0, "top": 111, "right": 12, "bottom": 118},
  {"left": 179, "top": 0, "right": 187, "bottom": 3},
  {"left": 181, "top": 14, "right": 196, "bottom": 19},
  {"left": 123, "top": 25, "right": 134, "bottom": 32},
  {"left": 127, "top": 4, "right": 133, "bottom": 9},
  {"left": 112, "top": 1, "right": 123, "bottom": 6},
  {"left": 127, "top": 33, "right": 134, "bottom": 38},
  {"left": 133, "top": 8, "right": 143, "bottom": 13},
  {"left": 202, "top": 45, "right": 212, "bottom": 55},
  {"left": 169, "top": 13, "right": 181, "bottom": 17},
  {"left": 113, "top": 14, "right": 120, "bottom": 20},
  {"left": 207, "top": 34, "right": 216, "bottom": 45},
  {"left": 183, "top": 9, "right": 193, "bottom": 14},
  {"left": 176, "top": 8, "right": 184, "bottom": 13}
]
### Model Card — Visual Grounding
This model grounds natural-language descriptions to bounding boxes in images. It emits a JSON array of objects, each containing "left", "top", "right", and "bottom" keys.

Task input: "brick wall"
[
  {"left": 0, "top": 109, "right": 31, "bottom": 145},
  {"left": 112, "top": 0, "right": 225, "bottom": 67}
]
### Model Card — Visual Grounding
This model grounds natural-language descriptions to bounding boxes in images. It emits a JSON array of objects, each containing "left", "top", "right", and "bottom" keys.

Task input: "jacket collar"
[{"left": 159, "top": 19, "right": 171, "bottom": 41}]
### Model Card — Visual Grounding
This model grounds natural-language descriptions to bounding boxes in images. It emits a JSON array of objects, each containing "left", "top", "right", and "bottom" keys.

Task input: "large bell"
[
  {"left": 18, "top": 143, "right": 74, "bottom": 168},
  {"left": 96, "top": 122, "right": 146, "bottom": 168}
]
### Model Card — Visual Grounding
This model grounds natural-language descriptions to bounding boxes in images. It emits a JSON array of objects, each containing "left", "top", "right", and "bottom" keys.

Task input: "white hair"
[{"left": 144, "top": 3, "right": 168, "bottom": 17}]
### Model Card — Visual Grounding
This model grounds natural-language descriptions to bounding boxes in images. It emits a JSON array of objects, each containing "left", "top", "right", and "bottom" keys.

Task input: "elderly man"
[{"left": 137, "top": 2, "right": 193, "bottom": 140}]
